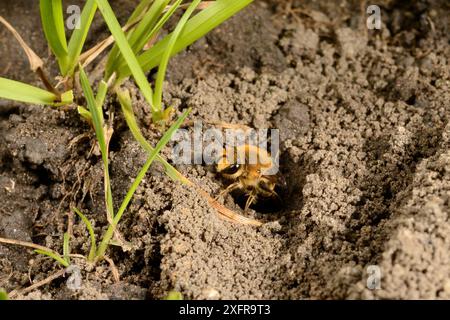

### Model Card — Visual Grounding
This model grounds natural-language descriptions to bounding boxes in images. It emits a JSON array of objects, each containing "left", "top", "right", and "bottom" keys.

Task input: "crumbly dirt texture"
[{"left": 1, "top": 0, "right": 450, "bottom": 299}]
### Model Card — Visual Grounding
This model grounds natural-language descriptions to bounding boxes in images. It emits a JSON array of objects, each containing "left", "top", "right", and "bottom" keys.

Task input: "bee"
[{"left": 215, "top": 144, "right": 282, "bottom": 213}]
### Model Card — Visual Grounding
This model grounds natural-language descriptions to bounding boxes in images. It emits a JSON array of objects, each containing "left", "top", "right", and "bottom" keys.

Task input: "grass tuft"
[
  {"left": 80, "top": 64, "right": 190, "bottom": 261},
  {"left": 0, "top": 78, "right": 73, "bottom": 106}
]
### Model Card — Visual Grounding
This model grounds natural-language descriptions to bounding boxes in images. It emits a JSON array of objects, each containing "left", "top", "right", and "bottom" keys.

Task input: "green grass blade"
[
  {"left": 95, "top": 81, "right": 114, "bottom": 220},
  {"left": 95, "top": 80, "right": 108, "bottom": 109},
  {"left": 79, "top": 69, "right": 114, "bottom": 220},
  {"left": 56, "top": 90, "right": 75, "bottom": 106},
  {"left": 96, "top": 107, "right": 191, "bottom": 259},
  {"left": 128, "top": 0, "right": 168, "bottom": 52},
  {"left": 127, "top": 0, "right": 155, "bottom": 24},
  {"left": 0, "top": 289, "right": 8, "bottom": 300},
  {"left": 35, "top": 249, "right": 70, "bottom": 268},
  {"left": 106, "top": 0, "right": 168, "bottom": 79},
  {"left": 117, "top": 89, "right": 189, "bottom": 183},
  {"left": 117, "top": 89, "right": 155, "bottom": 153},
  {"left": 79, "top": 67, "right": 107, "bottom": 161},
  {"left": 0, "top": 77, "right": 72, "bottom": 106},
  {"left": 153, "top": 0, "right": 200, "bottom": 111},
  {"left": 63, "top": 232, "right": 70, "bottom": 264},
  {"left": 140, "top": 0, "right": 182, "bottom": 50},
  {"left": 164, "top": 291, "right": 183, "bottom": 300},
  {"left": 73, "top": 207, "right": 97, "bottom": 262},
  {"left": 66, "top": 0, "right": 98, "bottom": 76},
  {"left": 52, "top": 0, "right": 67, "bottom": 51},
  {"left": 95, "top": 0, "right": 157, "bottom": 114},
  {"left": 117, "top": 0, "right": 253, "bottom": 78},
  {"left": 77, "top": 106, "right": 92, "bottom": 124},
  {"left": 39, "top": 0, "right": 69, "bottom": 73}
]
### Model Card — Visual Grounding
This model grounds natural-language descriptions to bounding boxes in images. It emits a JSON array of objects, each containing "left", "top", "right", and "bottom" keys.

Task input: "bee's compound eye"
[{"left": 221, "top": 164, "right": 241, "bottom": 175}]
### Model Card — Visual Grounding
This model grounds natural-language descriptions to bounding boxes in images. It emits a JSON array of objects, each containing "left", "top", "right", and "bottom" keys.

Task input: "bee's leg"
[
  {"left": 244, "top": 191, "right": 257, "bottom": 213},
  {"left": 215, "top": 181, "right": 241, "bottom": 201}
]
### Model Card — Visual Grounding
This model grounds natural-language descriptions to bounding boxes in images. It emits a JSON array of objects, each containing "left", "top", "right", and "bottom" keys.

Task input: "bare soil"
[{"left": 1, "top": 0, "right": 450, "bottom": 299}]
